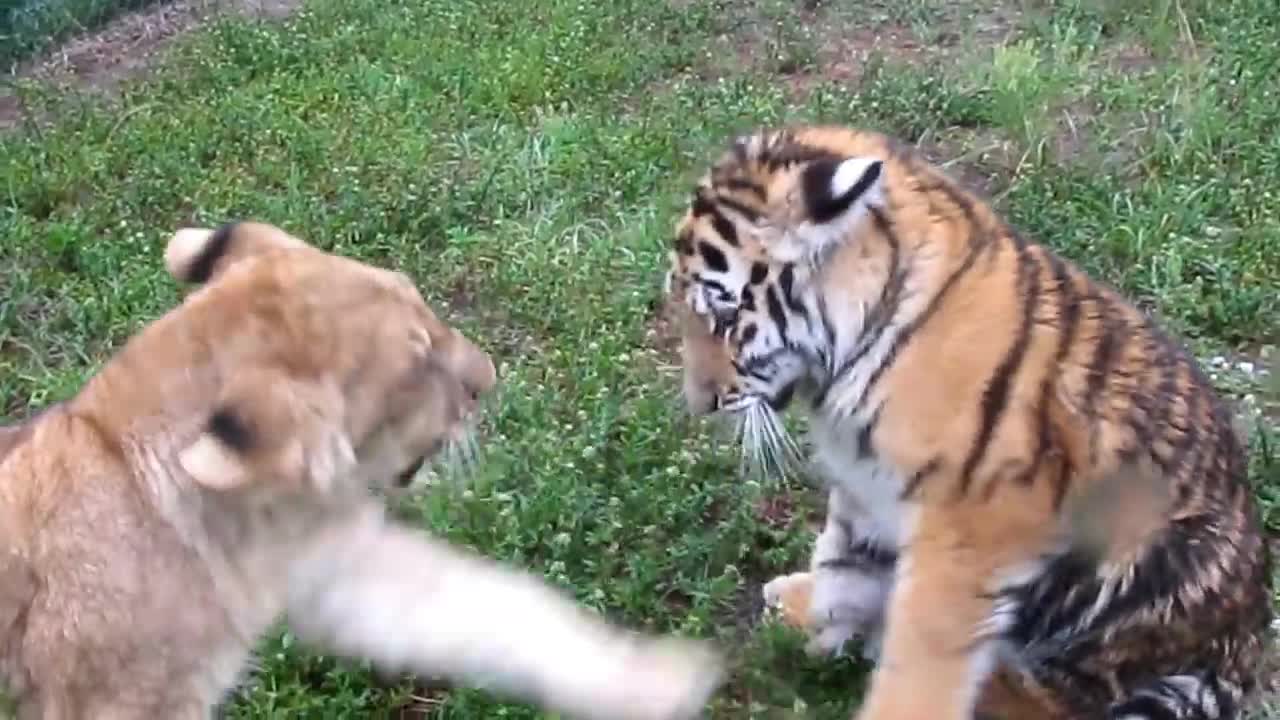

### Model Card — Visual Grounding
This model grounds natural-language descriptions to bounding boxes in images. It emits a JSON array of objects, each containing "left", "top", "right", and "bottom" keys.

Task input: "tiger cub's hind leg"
[
  {"left": 1108, "top": 674, "right": 1247, "bottom": 720},
  {"left": 973, "top": 662, "right": 1076, "bottom": 720}
]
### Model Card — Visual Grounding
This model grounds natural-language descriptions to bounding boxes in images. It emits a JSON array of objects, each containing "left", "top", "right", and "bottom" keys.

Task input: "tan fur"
[
  {"left": 671, "top": 126, "right": 1271, "bottom": 720},
  {"left": 0, "top": 221, "right": 722, "bottom": 720}
]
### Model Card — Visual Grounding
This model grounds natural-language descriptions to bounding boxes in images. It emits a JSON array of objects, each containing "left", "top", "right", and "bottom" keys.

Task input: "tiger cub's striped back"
[{"left": 666, "top": 125, "right": 1273, "bottom": 719}]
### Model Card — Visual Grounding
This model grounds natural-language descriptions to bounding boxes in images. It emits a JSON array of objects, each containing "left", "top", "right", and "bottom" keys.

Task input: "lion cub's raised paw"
[{"left": 609, "top": 637, "right": 725, "bottom": 720}]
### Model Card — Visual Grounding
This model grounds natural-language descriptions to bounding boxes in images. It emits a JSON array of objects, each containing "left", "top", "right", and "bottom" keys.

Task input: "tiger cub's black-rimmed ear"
[
  {"left": 800, "top": 156, "right": 884, "bottom": 224},
  {"left": 165, "top": 220, "right": 312, "bottom": 285}
]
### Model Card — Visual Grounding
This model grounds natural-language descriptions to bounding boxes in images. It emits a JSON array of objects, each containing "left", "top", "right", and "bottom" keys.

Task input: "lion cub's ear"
[
  {"left": 165, "top": 221, "right": 312, "bottom": 286},
  {"left": 178, "top": 368, "right": 356, "bottom": 494}
]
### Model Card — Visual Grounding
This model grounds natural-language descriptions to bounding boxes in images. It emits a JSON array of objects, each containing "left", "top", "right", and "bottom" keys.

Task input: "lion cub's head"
[{"left": 162, "top": 221, "right": 496, "bottom": 501}]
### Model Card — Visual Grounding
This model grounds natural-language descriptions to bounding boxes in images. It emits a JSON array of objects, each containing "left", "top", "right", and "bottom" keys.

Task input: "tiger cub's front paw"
[
  {"left": 762, "top": 572, "right": 815, "bottom": 630},
  {"left": 762, "top": 569, "right": 887, "bottom": 660},
  {"left": 761, "top": 572, "right": 858, "bottom": 658}
]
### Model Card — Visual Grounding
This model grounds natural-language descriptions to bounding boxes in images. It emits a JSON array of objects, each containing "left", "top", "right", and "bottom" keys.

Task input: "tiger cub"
[{"left": 664, "top": 125, "right": 1273, "bottom": 719}]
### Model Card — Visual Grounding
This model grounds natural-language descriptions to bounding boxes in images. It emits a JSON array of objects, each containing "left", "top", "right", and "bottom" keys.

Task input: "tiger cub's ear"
[
  {"left": 178, "top": 368, "right": 355, "bottom": 494},
  {"left": 165, "top": 221, "right": 312, "bottom": 285},
  {"left": 800, "top": 156, "right": 884, "bottom": 225},
  {"left": 768, "top": 156, "right": 884, "bottom": 266}
]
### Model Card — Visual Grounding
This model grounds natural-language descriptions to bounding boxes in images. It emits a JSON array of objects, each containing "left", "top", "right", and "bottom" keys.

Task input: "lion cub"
[{"left": 0, "top": 221, "right": 722, "bottom": 720}]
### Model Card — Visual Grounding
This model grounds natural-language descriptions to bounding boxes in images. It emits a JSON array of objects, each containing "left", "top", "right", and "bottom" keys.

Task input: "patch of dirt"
[
  {"left": 680, "top": 1, "right": 1026, "bottom": 103},
  {"left": 659, "top": 0, "right": 1188, "bottom": 197},
  {"left": 731, "top": 574, "right": 769, "bottom": 633},
  {"left": 781, "top": 20, "right": 925, "bottom": 102},
  {"left": 655, "top": 0, "right": 1034, "bottom": 197},
  {"left": 0, "top": 0, "right": 300, "bottom": 131},
  {"left": 796, "top": 5, "right": 1026, "bottom": 102},
  {"left": 1103, "top": 41, "right": 1161, "bottom": 75},
  {"left": 913, "top": 127, "right": 1022, "bottom": 200}
]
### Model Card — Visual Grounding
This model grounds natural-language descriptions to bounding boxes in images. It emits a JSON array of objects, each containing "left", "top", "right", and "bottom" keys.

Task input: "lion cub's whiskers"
[{"left": 404, "top": 426, "right": 484, "bottom": 492}]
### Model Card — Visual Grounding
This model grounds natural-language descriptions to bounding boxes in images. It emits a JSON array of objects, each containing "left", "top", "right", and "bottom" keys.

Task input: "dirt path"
[{"left": 0, "top": 0, "right": 299, "bottom": 131}]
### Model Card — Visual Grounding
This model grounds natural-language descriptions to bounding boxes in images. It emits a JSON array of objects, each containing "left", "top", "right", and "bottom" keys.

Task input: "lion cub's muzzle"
[{"left": 388, "top": 323, "right": 497, "bottom": 487}]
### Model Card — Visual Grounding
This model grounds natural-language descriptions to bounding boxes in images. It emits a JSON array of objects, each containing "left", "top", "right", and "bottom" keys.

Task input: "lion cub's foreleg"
[{"left": 285, "top": 512, "right": 722, "bottom": 720}]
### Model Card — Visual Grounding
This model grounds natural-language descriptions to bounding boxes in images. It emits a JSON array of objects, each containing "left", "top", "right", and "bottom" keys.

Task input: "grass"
[
  {"left": 0, "top": 0, "right": 171, "bottom": 69},
  {"left": 1, "top": 0, "right": 1277, "bottom": 716}
]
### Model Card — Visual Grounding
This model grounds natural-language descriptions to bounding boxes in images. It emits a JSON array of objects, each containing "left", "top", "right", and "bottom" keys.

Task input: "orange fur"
[
  {"left": 671, "top": 126, "right": 1272, "bottom": 720},
  {"left": 1, "top": 221, "right": 723, "bottom": 720}
]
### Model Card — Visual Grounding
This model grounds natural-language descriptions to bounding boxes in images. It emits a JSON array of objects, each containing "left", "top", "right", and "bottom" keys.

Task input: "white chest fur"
[
  {"left": 808, "top": 415, "right": 908, "bottom": 550},
  {"left": 759, "top": 414, "right": 909, "bottom": 660}
]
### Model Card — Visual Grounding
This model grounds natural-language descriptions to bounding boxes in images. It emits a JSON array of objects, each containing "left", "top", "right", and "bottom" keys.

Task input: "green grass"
[
  {"left": 1, "top": 0, "right": 1277, "bottom": 716},
  {"left": 0, "top": 0, "right": 172, "bottom": 69}
]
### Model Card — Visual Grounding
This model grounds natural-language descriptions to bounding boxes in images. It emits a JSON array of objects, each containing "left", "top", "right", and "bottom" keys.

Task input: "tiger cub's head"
[
  {"left": 665, "top": 127, "right": 890, "bottom": 427},
  {"left": 164, "top": 221, "right": 496, "bottom": 501}
]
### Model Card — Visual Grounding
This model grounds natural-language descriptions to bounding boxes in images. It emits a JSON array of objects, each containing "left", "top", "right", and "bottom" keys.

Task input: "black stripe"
[
  {"left": 1048, "top": 252, "right": 1081, "bottom": 363},
  {"left": 765, "top": 141, "right": 839, "bottom": 171},
  {"left": 716, "top": 194, "right": 762, "bottom": 223},
  {"left": 709, "top": 207, "right": 740, "bottom": 246},
  {"left": 817, "top": 225, "right": 989, "bottom": 414},
  {"left": 1131, "top": 329, "right": 1179, "bottom": 472},
  {"left": 778, "top": 263, "right": 806, "bottom": 314},
  {"left": 769, "top": 381, "right": 797, "bottom": 410},
  {"left": 723, "top": 177, "right": 766, "bottom": 199},
  {"left": 741, "top": 348, "right": 789, "bottom": 373},
  {"left": 1148, "top": 331, "right": 1182, "bottom": 466},
  {"left": 850, "top": 538, "right": 898, "bottom": 567},
  {"left": 1081, "top": 295, "right": 1122, "bottom": 466},
  {"left": 817, "top": 295, "right": 837, "bottom": 361},
  {"left": 1121, "top": 326, "right": 1159, "bottom": 462},
  {"left": 749, "top": 263, "right": 768, "bottom": 285},
  {"left": 691, "top": 190, "right": 716, "bottom": 217},
  {"left": 917, "top": 179, "right": 979, "bottom": 231},
  {"left": 1015, "top": 250, "right": 1079, "bottom": 488},
  {"left": 900, "top": 456, "right": 941, "bottom": 500},
  {"left": 695, "top": 276, "right": 729, "bottom": 297},
  {"left": 675, "top": 228, "right": 694, "bottom": 255},
  {"left": 184, "top": 221, "right": 239, "bottom": 284},
  {"left": 1168, "top": 358, "right": 1202, "bottom": 477},
  {"left": 817, "top": 538, "right": 898, "bottom": 571},
  {"left": 809, "top": 295, "right": 838, "bottom": 406},
  {"left": 698, "top": 242, "right": 728, "bottom": 273},
  {"left": 1049, "top": 452, "right": 1071, "bottom": 511},
  {"left": 958, "top": 244, "right": 1041, "bottom": 497},
  {"left": 1108, "top": 695, "right": 1179, "bottom": 720},
  {"left": 732, "top": 358, "right": 771, "bottom": 382},
  {"left": 803, "top": 158, "right": 882, "bottom": 224},
  {"left": 766, "top": 286, "right": 789, "bottom": 340},
  {"left": 816, "top": 208, "right": 903, "bottom": 406},
  {"left": 856, "top": 405, "right": 881, "bottom": 459}
]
